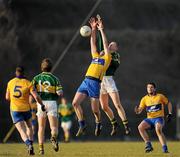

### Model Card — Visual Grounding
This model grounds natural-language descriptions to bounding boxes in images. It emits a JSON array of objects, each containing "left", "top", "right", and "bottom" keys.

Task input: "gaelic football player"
[
  {"left": 72, "top": 17, "right": 111, "bottom": 136},
  {"left": 6, "top": 66, "right": 45, "bottom": 155},
  {"left": 59, "top": 97, "right": 74, "bottom": 142},
  {"left": 99, "top": 41, "right": 130, "bottom": 136},
  {"left": 135, "top": 82, "right": 173, "bottom": 153},
  {"left": 32, "top": 58, "right": 63, "bottom": 155}
]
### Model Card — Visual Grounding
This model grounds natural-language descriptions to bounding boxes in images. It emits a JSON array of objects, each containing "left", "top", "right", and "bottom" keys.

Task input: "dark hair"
[
  {"left": 41, "top": 58, "right": 52, "bottom": 72},
  {"left": 147, "top": 82, "right": 156, "bottom": 88},
  {"left": 16, "top": 66, "right": 25, "bottom": 75}
]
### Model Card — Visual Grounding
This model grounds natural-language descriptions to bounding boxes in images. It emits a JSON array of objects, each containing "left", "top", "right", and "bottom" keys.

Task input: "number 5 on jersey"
[{"left": 13, "top": 86, "right": 22, "bottom": 98}]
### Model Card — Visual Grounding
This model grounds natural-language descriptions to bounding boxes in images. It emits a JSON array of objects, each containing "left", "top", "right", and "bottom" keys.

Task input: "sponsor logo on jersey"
[
  {"left": 91, "top": 58, "right": 105, "bottom": 65},
  {"left": 146, "top": 104, "right": 162, "bottom": 113}
]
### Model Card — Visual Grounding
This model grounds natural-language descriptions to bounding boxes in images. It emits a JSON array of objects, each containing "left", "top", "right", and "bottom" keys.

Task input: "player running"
[
  {"left": 98, "top": 36, "right": 130, "bottom": 135},
  {"left": 59, "top": 97, "right": 74, "bottom": 142},
  {"left": 72, "top": 17, "right": 111, "bottom": 136},
  {"left": 32, "top": 58, "right": 63, "bottom": 155},
  {"left": 6, "top": 66, "right": 45, "bottom": 155},
  {"left": 135, "top": 82, "right": 173, "bottom": 153}
]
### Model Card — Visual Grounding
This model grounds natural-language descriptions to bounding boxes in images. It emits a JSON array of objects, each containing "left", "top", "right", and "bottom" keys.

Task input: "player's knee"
[
  {"left": 138, "top": 124, "right": 144, "bottom": 132},
  {"left": 72, "top": 101, "right": 79, "bottom": 108}
]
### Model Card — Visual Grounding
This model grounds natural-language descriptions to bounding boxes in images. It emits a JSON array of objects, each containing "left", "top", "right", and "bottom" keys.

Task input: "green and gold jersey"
[
  {"left": 58, "top": 103, "right": 74, "bottom": 122},
  {"left": 105, "top": 51, "right": 120, "bottom": 76},
  {"left": 32, "top": 72, "right": 62, "bottom": 101}
]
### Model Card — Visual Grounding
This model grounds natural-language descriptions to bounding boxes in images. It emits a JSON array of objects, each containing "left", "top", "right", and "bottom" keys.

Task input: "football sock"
[
  {"left": 51, "top": 134, "right": 57, "bottom": 139},
  {"left": 78, "top": 120, "right": 85, "bottom": 128},
  {"left": 25, "top": 139, "right": 31, "bottom": 146},
  {"left": 39, "top": 144, "right": 44, "bottom": 150},
  {"left": 65, "top": 133, "right": 69, "bottom": 142},
  {"left": 111, "top": 118, "right": 117, "bottom": 125},
  {"left": 29, "top": 140, "right": 33, "bottom": 145},
  {"left": 123, "top": 120, "right": 129, "bottom": 128},
  {"left": 162, "top": 145, "right": 168, "bottom": 152}
]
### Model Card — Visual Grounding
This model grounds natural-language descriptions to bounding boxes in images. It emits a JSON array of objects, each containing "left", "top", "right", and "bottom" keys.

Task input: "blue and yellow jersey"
[
  {"left": 139, "top": 93, "right": 169, "bottom": 118},
  {"left": 85, "top": 52, "right": 111, "bottom": 81},
  {"left": 30, "top": 102, "right": 37, "bottom": 120},
  {"left": 6, "top": 77, "right": 33, "bottom": 112}
]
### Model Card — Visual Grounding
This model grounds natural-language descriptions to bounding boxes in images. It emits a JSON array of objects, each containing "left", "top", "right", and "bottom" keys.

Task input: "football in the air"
[{"left": 80, "top": 25, "right": 91, "bottom": 37}]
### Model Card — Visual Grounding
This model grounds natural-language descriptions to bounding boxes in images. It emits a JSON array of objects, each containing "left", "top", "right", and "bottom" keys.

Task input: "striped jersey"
[
  {"left": 58, "top": 103, "right": 74, "bottom": 122},
  {"left": 32, "top": 72, "right": 62, "bottom": 100}
]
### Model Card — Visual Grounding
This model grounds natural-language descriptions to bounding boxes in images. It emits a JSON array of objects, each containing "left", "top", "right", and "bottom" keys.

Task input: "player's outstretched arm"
[
  {"left": 97, "top": 18, "right": 109, "bottom": 55},
  {"left": 89, "top": 17, "right": 97, "bottom": 55},
  {"left": 30, "top": 90, "right": 46, "bottom": 112},
  {"left": 134, "top": 106, "right": 143, "bottom": 114}
]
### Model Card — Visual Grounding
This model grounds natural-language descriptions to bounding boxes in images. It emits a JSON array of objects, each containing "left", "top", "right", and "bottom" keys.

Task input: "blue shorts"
[
  {"left": 77, "top": 77, "right": 100, "bottom": 98},
  {"left": 31, "top": 119, "right": 37, "bottom": 126},
  {"left": 11, "top": 111, "right": 32, "bottom": 124},
  {"left": 144, "top": 117, "right": 164, "bottom": 129}
]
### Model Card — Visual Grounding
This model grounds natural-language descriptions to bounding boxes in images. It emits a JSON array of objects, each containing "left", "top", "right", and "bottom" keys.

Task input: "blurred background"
[{"left": 0, "top": 0, "right": 180, "bottom": 142}]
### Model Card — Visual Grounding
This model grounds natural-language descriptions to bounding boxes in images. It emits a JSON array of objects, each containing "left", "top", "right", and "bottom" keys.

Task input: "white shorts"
[
  {"left": 36, "top": 100, "right": 58, "bottom": 118},
  {"left": 100, "top": 76, "right": 118, "bottom": 94},
  {"left": 61, "top": 121, "right": 72, "bottom": 130}
]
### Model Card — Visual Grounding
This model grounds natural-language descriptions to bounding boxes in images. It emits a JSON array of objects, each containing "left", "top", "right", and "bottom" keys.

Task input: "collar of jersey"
[
  {"left": 147, "top": 92, "right": 157, "bottom": 97},
  {"left": 42, "top": 72, "right": 52, "bottom": 74},
  {"left": 16, "top": 76, "right": 26, "bottom": 79}
]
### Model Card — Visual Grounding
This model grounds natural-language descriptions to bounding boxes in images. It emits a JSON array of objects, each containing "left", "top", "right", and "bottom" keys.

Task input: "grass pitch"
[{"left": 0, "top": 142, "right": 179, "bottom": 157}]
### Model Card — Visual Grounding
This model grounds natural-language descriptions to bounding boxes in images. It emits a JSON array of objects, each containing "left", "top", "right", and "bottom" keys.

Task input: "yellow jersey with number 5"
[{"left": 6, "top": 77, "right": 34, "bottom": 112}]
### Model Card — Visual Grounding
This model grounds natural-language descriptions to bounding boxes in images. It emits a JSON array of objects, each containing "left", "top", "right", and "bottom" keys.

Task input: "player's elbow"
[
  {"left": 5, "top": 93, "right": 10, "bottom": 101},
  {"left": 5, "top": 96, "right": 10, "bottom": 101},
  {"left": 57, "top": 90, "right": 63, "bottom": 96}
]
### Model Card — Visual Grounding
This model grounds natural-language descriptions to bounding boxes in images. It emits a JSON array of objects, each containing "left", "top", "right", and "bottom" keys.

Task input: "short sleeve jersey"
[
  {"left": 85, "top": 52, "right": 112, "bottom": 81},
  {"left": 139, "top": 93, "right": 169, "bottom": 118},
  {"left": 32, "top": 72, "right": 62, "bottom": 101},
  {"left": 7, "top": 77, "right": 33, "bottom": 112}
]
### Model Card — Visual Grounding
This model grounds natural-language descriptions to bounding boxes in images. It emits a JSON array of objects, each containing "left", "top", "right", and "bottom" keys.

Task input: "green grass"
[{"left": 0, "top": 142, "right": 179, "bottom": 157}]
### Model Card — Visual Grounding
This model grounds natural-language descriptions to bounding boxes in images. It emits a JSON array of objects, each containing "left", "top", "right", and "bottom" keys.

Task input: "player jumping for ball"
[
  {"left": 99, "top": 41, "right": 130, "bottom": 136},
  {"left": 135, "top": 82, "right": 173, "bottom": 153},
  {"left": 72, "top": 17, "right": 111, "bottom": 136}
]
